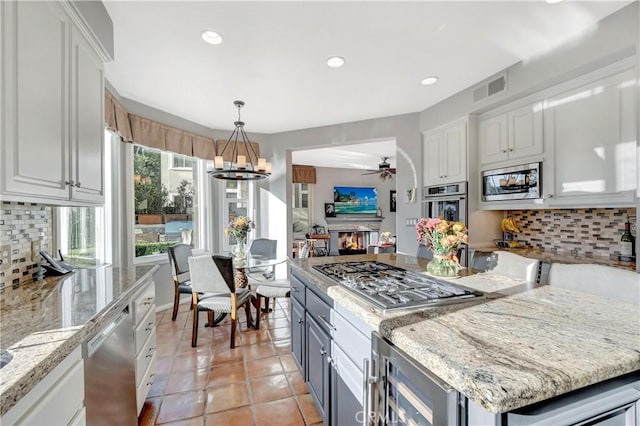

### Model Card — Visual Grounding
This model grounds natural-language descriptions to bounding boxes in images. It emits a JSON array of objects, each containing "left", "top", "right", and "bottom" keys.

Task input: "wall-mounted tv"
[{"left": 333, "top": 186, "right": 378, "bottom": 214}]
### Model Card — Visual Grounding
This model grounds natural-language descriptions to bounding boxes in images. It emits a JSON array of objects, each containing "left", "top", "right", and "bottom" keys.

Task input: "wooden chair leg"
[
  {"left": 244, "top": 302, "right": 251, "bottom": 328},
  {"left": 230, "top": 317, "right": 237, "bottom": 349},
  {"left": 255, "top": 296, "right": 262, "bottom": 329},
  {"left": 172, "top": 287, "right": 180, "bottom": 321},
  {"left": 191, "top": 307, "right": 199, "bottom": 347}
]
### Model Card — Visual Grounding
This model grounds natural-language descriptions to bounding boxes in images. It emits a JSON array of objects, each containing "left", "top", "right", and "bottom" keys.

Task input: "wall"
[
  {"left": 508, "top": 208, "right": 636, "bottom": 258},
  {"left": 312, "top": 167, "right": 396, "bottom": 237},
  {"left": 0, "top": 202, "right": 52, "bottom": 288}
]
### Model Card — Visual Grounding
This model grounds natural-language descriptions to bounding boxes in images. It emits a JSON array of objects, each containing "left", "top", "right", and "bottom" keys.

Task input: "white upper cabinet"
[
  {"left": 423, "top": 118, "right": 467, "bottom": 186},
  {"left": 479, "top": 102, "right": 543, "bottom": 165},
  {"left": 544, "top": 66, "right": 636, "bottom": 206},
  {"left": 1, "top": 1, "right": 106, "bottom": 205}
]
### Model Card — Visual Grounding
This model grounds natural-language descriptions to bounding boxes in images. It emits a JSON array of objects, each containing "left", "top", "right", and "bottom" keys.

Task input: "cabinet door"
[
  {"left": 508, "top": 102, "right": 543, "bottom": 160},
  {"left": 479, "top": 114, "right": 508, "bottom": 164},
  {"left": 291, "top": 298, "right": 306, "bottom": 378},
  {"left": 70, "top": 26, "right": 104, "bottom": 203},
  {"left": 545, "top": 68, "right": 636, "bottom": 205},
  {"left": 423, "top": 131, "right": 443, "bottom": 186},
  {"left": 306, "top": 314, "right": 330, "bottom": 423},
  {"left": 1, "top": 1, "right": 70, "bottom": 200},
  {"left": 441, "top": 122, "right": 467, "bottom": 183}
]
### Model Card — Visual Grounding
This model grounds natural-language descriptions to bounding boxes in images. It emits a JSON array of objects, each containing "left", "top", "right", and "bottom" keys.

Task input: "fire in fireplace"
[{"left": 337, "top": 231, "right": 369, "bottom": 255}]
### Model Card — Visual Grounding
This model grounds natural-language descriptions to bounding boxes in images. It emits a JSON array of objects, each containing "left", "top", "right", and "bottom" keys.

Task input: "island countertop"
[
  {"left": 0, "top": 265, "right": 158, "bottom": 416},
  {"left": 289, "top": 253, "right": 640, "bottom": 413}
]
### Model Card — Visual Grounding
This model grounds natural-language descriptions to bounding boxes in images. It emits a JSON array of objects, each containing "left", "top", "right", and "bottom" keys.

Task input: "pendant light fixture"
[{"left": 208, "top": 100, "right": 271, "bottom": 181}]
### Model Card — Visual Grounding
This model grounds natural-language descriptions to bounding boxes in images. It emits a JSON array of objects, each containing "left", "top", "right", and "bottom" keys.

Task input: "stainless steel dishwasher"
[{"left": 84, "top": 305, "right": 137, "bottom": 425}]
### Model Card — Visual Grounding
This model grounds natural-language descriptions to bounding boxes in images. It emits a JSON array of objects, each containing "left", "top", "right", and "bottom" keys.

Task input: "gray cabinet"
[
  {"left": 290, "top": 298, "right": 305, "bottom": 375},
  {"left": 306, "top": 314, "right": 331, "bottom": 422}
]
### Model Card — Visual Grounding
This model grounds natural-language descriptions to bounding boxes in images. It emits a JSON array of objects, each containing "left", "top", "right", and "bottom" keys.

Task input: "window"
[
  {"left": 292, "top": 183, "right": 312, "bottom": 235},
  {"left": 170, "top": 153, "right": 195, "bottom": 170},
  {"left": 56, "top": 130, "right": 112, "bottom": 266},
  {"left": 134, "top": 145, "right": 199, "bottom": 257},
  {"left": 221, "top": 180, "right": 253, "bottom": 252}
]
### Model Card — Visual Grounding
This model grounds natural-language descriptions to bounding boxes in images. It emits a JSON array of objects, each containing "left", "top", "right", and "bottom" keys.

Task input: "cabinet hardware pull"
[
  {"left": 509, "top": 148, "right": 514, "bottom": 152},
  {"left": 546, "top": 194, "right": 554, "bottom": 198},
  {"left": 363, "top": 358, "right": 378, "bottom": 426},
  {"left": 75, "top": 182, "right": 81, "bottom": 187},
  {"left": 145, "top": 322, "right": 154, "bottom": 331},
  {"left": 320, "top": 349, "right": 326, "bottom": 356},
  {"left": 297, "top": 318, "right": 303, "bottom": 324},
  {"left": 501, "top": 150, "right": 507, "bottom": 153},
  {"left": 65, "top": 180, "right": 74, "bottom": 186},
  {"left": 326, "top": 355, "right": 332, "bottom": 364},
  {"left": 291, "top": 286, "right": 299, "bottom": 292},
  {"left": 317, "top": 314, "right": 337, "bottom": 331},
  {"left": 143, "top": 297, "right": 153, "bottom": 305}
]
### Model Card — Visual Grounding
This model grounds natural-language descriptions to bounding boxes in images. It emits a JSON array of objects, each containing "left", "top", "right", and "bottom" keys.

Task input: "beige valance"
[
  {"left": 215, "top": 140, "right": 261, "bottom": 163},
  {"left": 105, "top": 90, "right": 133, "bottom": 142},
  {"left": 105, "top": 89, "right": 222, "bottom": 161},
  {"left": 292, "top": 165, "right": 316, "bottom": 184}
]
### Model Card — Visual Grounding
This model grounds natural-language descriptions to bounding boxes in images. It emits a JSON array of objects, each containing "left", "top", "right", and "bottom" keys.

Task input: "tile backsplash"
[
  {"left": 0, "top": 202, "right": 52, "bottom": 287},
  {"left": 508, "top": 208, "right": 636, "bottom": 258}
]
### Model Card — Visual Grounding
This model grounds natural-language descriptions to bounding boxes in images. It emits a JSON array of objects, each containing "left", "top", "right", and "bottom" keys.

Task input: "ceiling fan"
[{"left": 362, "top": 157, "right": 396, "bottom": 180}]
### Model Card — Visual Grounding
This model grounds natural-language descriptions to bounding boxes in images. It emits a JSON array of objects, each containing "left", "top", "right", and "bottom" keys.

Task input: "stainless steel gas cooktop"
[{"left": 312, "top": 261, "right": 484, "bottom": 311}]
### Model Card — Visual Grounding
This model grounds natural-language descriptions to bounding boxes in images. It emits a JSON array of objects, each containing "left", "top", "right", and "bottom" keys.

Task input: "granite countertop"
[
  {"left": 289, "top": 253, "right": 640, "bottom": 413},
  {"left": 0, "top": 265, "right": 158, "bottom": 416},
  {"left": 471, "top": 245, "right": 636, "bottom": 271}
]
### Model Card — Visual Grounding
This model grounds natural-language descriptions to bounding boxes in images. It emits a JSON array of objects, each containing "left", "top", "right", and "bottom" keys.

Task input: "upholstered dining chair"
[
  {"left": 188, "top": 254, "right": 252, "bottom": 348},
  {"left": 488, "top": 251, "right": 540, "bottom": 285},
  {"left": 416, "top": 244, "right": 433, "bottom": 260},
  {"left": 167, "top": 244, "right": 194, "bottom": 321},
  {"left": 247, "top": 238, "right": 278, "bottom": 280},
  {"left": 254, "top": 277, "right": 291, "bottom": 329},
  {"left": 548, "top": 263, "right": 640, "bottom": 304}
]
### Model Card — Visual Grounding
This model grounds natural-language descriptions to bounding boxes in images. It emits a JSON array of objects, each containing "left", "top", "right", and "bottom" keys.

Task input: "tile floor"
[{"left": 138, "top": 298, "right": 323, "bottom": 426}]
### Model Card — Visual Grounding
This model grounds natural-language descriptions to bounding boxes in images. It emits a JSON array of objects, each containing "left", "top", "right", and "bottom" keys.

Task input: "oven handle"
[
  {"left": 363, "top": 357, "right": 378, "bottom": 426},
  {"left": 423, "top": 194, "right": 466, "bottom": 202}
]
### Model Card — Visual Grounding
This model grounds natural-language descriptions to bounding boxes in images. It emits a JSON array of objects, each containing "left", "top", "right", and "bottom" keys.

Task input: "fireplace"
[
  {"left": 337, "top": 231, "right": 369, "bottom": 255},
  {"left": 325, "top": 218, "right": 382, "bottom": 256}
]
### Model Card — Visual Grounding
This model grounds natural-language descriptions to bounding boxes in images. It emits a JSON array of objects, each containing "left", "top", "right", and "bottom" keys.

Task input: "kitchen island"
[
  {"left": 290, "top": 253, "right": 640, "bottom": 421},
  {"left": 0, "top": 265, "right": 158, "bottom": 418}
]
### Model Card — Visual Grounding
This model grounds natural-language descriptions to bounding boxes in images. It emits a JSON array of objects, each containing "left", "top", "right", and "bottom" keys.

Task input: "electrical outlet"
[
  {"left": 31, "top": 240, "right": 41, "bottom": 263},
  {"left": 0, "top": 244, "right": 10, "bottom": 267},
  {"left": 405, "top": 218, "right": 418, "bottom": 226}
]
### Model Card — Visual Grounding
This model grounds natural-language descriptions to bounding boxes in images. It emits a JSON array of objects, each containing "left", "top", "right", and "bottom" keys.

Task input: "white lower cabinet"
[
  {"left": 131, "top": 275, "right": 157, "bottom": 414},
  {"left": 1, "top": 347, "right": 85, "bottom": 426}
]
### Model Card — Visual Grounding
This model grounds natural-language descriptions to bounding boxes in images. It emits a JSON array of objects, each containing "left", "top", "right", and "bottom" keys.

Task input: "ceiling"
[
  {"left": 103, "top": 1, "right": 632, "bottom": 136},
  {"left": 292, "top": 140, "right": 396, "bottom": 170}
]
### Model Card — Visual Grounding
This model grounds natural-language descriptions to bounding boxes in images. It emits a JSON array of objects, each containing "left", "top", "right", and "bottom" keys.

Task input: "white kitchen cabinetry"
[
  {"left": 423, "top": 118, "right": 467, "bottom": 186},
  {"left": 1, "top": 347, "right": 85, "bottom": 426},
  {"left": 0, "top": 1, "right": 106, "bottom": 205},
  {"left": 131, "top": 274, "right": 157, "bottom": 415},
  {"left": 479, "top": 102, "right": 543, "bottom": 165},
  {"left": 544, "top": 66, "right": 636, "bottom": 206}
]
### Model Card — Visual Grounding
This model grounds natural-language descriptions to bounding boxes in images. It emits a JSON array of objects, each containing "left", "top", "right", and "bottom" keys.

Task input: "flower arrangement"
[
  {"left": 380, "top": 231, "right": 393, "bottom": 243},
  {"left": 416, "top": 217, "right": 468, "bottom": 254},
  {"left": 416, "top": 218, "right": 468, "bottom": 277},
  {"left": 224, "top": 216, "right": 255, "bottom": 242}
]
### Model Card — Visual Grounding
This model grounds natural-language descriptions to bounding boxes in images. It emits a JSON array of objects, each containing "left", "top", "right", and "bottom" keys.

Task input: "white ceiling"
[
  {"left": 103, "top": 1, "right": 631, "bottom": 137},
  {"left": 292, "top": 140, "right": 397, "bottom": 170}
]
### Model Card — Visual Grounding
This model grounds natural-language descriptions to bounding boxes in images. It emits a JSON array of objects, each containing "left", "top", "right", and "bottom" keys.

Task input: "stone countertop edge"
[
  {"left": 289, "top": 255, "right": 640, "bottom": 414},
  {"left": 0, "top": 265, "right": 159, "bottom": 417}
]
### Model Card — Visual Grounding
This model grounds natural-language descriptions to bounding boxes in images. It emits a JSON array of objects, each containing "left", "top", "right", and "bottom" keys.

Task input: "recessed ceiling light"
[
  {"left": 421, "top": 76, "right": 439, "bottom": 86},
  {"left": 327, "top": 56, "right": 345, "bottom": 68},
  {"left": 201, "top": 30, "right": 223, "bottom": 45}
]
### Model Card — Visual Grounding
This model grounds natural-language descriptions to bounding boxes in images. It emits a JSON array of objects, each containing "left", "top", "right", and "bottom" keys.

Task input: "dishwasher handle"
[{"left": 86, "top": 306, "right": 129, "bottom": 358}]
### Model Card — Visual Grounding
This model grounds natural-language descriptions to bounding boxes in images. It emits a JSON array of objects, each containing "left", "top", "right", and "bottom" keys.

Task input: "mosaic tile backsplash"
[
  {"left": 508, "top": 208, "right": 636, "bottom": 258},
  {"left": 0, "top": 202, "right": 52, "bottom": 287}
]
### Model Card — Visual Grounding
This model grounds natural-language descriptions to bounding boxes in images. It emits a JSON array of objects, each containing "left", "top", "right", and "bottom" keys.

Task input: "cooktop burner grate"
[{"left": 312, "top": 261, "right": 483, "bottom": 311}]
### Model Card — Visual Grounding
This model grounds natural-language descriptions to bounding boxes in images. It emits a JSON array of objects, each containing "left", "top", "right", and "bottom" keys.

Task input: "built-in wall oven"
[
  {"left": 423, "top": 181, "right": 468, "bottom": 265},
  {"left": 481, "top": 162, "right": 541, "bottom": 201},
  {"left": 366, "top": 332, "right": 463, "bottom": 426}
]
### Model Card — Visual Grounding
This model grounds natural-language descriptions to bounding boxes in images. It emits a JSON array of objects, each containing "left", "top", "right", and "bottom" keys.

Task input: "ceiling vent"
[{"left": 472, "top": 73, "right": 507, "bottom": 103}]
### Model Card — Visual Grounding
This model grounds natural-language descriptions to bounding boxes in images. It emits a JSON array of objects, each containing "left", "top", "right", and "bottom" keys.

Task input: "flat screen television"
[{"left": 333, "top": 186, "right": 378, "bottom": 214}]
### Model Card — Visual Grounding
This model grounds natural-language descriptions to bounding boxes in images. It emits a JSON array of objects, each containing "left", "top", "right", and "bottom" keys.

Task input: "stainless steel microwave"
[{"left": 482, "top": 162, "right": 542, "bottom": 201}]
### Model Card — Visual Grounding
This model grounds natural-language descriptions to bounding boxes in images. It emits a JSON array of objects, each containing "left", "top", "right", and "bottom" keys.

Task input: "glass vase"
[
  {"left": 233, "top": 238, "right": 247, "bottom": 265},
  {"left": 426, "top": 252, "right": 460, "bottom": 278}
]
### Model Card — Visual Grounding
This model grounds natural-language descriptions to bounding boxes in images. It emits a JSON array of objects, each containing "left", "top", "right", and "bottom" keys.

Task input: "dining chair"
[
  {"left": 247, "top": 238, "right": 277, "bottom": 280},
  {"left": 416, "top": 244, "right": 433, "bottom": 260},
  {"left": 488, "top": 251, "right": 540, "bottom": 285},
  {"left": 548, "top": 263, "right": 639, "bottom": 304},
  {"left": 167, "top": 244, "right": 194, "bottom": 321},
  {"left": 188, "top": 254, "right": 252, "bottom": 348},
  {"left": 254, "top": 278, "right": 291, "bottom": 329}
]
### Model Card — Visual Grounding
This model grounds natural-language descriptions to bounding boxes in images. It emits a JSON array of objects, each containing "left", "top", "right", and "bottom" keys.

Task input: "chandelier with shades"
[{"left": 208, "top": 100, "right": 271, "bottom": 181}]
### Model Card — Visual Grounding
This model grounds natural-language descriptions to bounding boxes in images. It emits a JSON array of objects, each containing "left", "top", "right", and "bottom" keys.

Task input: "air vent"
[{"left": 472, "top": 73, "right": 507, "bottom": 103}]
